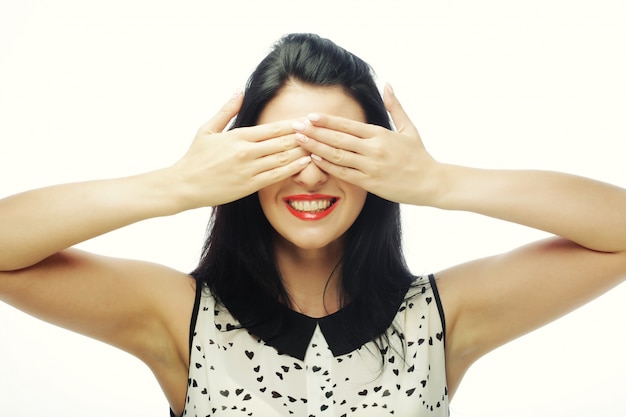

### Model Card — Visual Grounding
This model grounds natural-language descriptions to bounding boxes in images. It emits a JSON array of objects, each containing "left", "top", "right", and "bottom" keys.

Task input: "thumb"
[
  {"left": 201, "top": 89, "right": 244, "bottom": 134},
  {"left": 383, "top": 84, "right": 420, "bottom": 137}
]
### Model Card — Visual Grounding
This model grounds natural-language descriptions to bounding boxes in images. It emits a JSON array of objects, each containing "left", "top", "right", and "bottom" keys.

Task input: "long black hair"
[{"left": 192, "top": 33, "right": 414, "bottom": 351}]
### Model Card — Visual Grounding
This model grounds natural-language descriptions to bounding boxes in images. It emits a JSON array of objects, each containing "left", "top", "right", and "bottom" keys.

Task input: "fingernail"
[
  {"left": 311, "top": 154, "right": 323, "bottom": 162},
  {"left": 298, "top": 155, "right": 312, "bottom": 165},
  {"left": 307, "top": 113, "right": 320, "bottom": 122},
  {"left": 292, "top": 121, "right": 306, "bottom": 131},
  {"left": 295, "top": 133, "right": 309, "bottom": 143},
  {"left": 385, "top": 83, "right": 395, "bottom": 96}
]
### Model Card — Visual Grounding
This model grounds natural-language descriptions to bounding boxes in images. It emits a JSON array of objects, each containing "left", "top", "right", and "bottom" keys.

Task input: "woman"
[{"left": 0, "top": 33, "right": 624, "bottom": 417}]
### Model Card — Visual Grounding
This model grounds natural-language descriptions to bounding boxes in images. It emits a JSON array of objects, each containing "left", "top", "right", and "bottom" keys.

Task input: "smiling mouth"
[
  {"left": 282, "top": 195, "right": 340, "bottom": 220},
  {"left": 287, "top": 198, "right": 338, "bottom": 213}
]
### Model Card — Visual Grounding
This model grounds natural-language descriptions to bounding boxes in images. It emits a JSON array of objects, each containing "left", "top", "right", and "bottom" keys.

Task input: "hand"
[
  {"left": 171, "top": 92, "right": 311, "bottom": 208},
  {"left": 293, "top": 84, "right": 441, "bottom": 206}
]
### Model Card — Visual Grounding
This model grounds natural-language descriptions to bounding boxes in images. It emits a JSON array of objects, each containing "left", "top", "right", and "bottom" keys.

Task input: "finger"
[
  {"left": 200, "top": 90, "right": 245, "bottom": 134},
  {"left": 236, "top": 120, "right": 300, "bottom": 143},
  {"left": 309, "top": 154, "right": 367, "bottom": 186},
  {"left": 306, "top": 113, "right": 373, "bottom": 138},
  {"left": 383, "top": 84, "right": 420, "bottom": 137},
  {"left": 295, "top": 134, "right": 369, "bottom": 172},
  {"left": 252, "top": 154, "right": 312, "bottom": 188},
  {"left": 293, "top": 120, "right": 370, "bottom": 155},
  {"left": 246, "top": 134, "right": 299, "bottom": 159},
  {"left": 253, "top": 146, "right": 309, "bottom": 174}
]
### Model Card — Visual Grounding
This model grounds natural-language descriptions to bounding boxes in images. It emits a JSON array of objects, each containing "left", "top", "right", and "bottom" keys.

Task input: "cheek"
[
  {"left": 340, "top": 190, "right": 368, "bottom": 227},
  {"left": 257, "top": 189, "right": 269, "bottom": 207},
  {"left": 348, "top": 187, "right": 368, "bottom": 212},
  {"left": 257, "top": 190, "right": 272, "bottom": 220},
  {"left": 257, "top": 184, "right": 280, "bottom": 207},
  {"left": 257, "top": 184, "right": 288, "bottom": 231},
  {"left": 354, "top": 195, "right": 368, "bottom": 218}
]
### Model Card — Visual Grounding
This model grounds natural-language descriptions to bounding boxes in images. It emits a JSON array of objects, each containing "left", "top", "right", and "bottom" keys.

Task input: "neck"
[{"left": 274, "top": 236, "right": 344, "bottom": 318}]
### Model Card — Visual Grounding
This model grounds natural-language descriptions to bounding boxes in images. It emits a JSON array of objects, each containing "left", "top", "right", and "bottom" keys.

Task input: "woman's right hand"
[
  {"left": 170, "top": 91, "right": 311, "bottom": 209},
  {"left": 0, "top": 92, "right": 309, "bottom": 271}
]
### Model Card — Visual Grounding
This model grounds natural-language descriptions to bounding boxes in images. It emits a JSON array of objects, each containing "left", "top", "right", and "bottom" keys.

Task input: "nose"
[{"left": 292, "top": 158, "right": 329, "bottom": 189}]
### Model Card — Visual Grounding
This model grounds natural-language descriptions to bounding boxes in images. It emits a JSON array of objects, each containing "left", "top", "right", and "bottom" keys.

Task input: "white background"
[{"left": 1, "top": 0, "right": 625, "bottom": 416}]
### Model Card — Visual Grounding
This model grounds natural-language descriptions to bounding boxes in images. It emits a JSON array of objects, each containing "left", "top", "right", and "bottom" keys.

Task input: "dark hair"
[{"left": 192, "top": 33, "right": 414, "bottom": 353}]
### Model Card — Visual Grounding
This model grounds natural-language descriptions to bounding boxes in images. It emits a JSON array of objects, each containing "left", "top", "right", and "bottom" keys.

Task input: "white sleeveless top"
[{"left": 173, "top": 275, "right": 449, "bottom": 417}]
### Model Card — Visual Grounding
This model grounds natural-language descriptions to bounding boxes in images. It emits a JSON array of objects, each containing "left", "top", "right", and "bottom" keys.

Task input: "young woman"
[{"left": 0, "top": 33, "right": 624, "bottom": 417}]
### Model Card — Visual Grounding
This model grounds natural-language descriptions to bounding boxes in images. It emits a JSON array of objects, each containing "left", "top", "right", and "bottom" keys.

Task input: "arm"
[
  {"left": 432, "top": 165, "right": 626, "bottom": 253},
  {"left": 294, "top": 86, "right": 625, "bottom": 254},
  {"left": 0, "top": 93, "right": 308, "bottom": 359},
  {"left": 424, "top": 165, "right": 626, "bottom": 391},
  {"left": 0, "top": 170, "right": 181, "bottom": 271},
  {"left": 292, "top": 84, "right": 626, "bottom": 392},
  {"left": 0, "top": 93, "right": 308, "bottom": 271}
]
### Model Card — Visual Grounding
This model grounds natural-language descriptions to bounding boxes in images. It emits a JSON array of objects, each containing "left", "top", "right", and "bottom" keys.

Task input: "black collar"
[{"left": 214, "top": 280, "right": 412, "bottom": 361}]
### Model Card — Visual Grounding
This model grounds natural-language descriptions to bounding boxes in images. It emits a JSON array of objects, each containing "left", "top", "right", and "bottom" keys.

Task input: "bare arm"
[
  {"left": 293, "top": 85, "right": 626, "bottom": 394},
  {"left": 0, "top": 93, "right": 308, "bottom": 363},
  {"left": 0, "top": 94, "right": 307, "bottom": 272},
  {"left": 0, "top": 94, "right": 311, "bottom": 412},
  {"left": 294, "top": 85, "right": 626, "bottom": 255},
  {"left": 432, "top": 165, "right": 626, "bottom": 253},
  {"left": 0, "top": 171, "right": 180, "bottom": 271},
  {"left": 429, "top": 166, "right": 626, "bottom": 393}
]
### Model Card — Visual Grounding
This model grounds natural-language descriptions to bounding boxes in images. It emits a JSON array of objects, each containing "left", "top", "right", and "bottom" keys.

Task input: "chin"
[
  {"left": 276, "top": 232, "right": 344, "bottom": 252},
  {"left": 293, "top": 240, "right": 335, "bottom": 250}
]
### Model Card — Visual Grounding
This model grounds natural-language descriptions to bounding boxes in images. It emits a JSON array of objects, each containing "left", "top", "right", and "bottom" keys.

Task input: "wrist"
[
  {"left": 426, "top": 163, "right": 479, "bottom": 211},
  {"left": 130, "top": 167, "right": 193, "bottom": 217},
  {"left": 407, "top": 161, "right": 456, "bottom": 208}
]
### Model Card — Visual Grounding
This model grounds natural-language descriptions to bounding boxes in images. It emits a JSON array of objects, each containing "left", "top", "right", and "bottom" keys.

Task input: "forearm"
[
  {"left": 0, "top": 168, "right": 185, "bottom": 271},
  {"left": 432, "top": 164, "right": 626, "bottom": 253}
]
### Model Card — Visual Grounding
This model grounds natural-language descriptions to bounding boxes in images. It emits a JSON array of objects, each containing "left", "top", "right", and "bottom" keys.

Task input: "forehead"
[{"left": 257, "top": 82, "right": 367, "bottom": 124}]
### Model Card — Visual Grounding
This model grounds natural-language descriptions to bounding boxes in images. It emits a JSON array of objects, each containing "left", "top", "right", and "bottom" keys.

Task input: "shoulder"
[
  {"left": 0, "top": 248, "right": 197, "bottom": 364},
  {"left": 431, "top": 237, "right": 626, "bottom": 398}
]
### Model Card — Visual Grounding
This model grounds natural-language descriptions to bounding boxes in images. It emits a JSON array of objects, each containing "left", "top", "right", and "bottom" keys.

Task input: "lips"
[{"left": 283, "top": 194, "right": 340, "bottom": 221}]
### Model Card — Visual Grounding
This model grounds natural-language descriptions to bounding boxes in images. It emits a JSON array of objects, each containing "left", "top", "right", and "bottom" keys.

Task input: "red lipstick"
[{"left": 282, "top": 194, "right": 340, "bottom": 221}]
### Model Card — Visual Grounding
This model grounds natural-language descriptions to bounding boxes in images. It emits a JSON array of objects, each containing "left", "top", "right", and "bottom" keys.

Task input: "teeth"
[{"left": 289, "top": 199, "right": 334, "bottom": 213}]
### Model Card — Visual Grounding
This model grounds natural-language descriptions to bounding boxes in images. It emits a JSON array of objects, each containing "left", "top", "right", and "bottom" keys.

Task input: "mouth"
[{"left": 283, "top": 194, "right": 340, "bottom": 220}]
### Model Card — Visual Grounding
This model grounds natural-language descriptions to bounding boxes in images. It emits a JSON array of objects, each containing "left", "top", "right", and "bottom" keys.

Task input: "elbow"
[
  {"left": 607, "top": 249, "right": 626, "bottom": 286},
  {"left": 0, "top": 252, "right": 57, "bottom": 273},
  {"left": 0, "top": 258, "right": 32, "bottom": 273}
]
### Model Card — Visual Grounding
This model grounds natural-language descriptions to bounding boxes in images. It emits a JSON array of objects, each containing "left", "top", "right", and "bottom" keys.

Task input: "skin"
[
  {"left": 256, "top": 83, "right": 369, "bottom": 316},
  {"left": 0, "top": 82, "right": 625, "bottom": 416},
  {"left": 295, "top": 83, "right": 626, "bottom": 396}
]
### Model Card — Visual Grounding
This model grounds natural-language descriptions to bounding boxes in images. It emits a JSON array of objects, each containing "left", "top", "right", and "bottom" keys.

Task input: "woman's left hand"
[{"left": 293, "top": 84, "right": 442, "bottom": 206}]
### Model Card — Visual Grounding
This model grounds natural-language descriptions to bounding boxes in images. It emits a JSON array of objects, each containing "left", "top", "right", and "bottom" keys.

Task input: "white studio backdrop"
[{"left": 0, "top": 0, "right": 625, "bottom": 416}]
